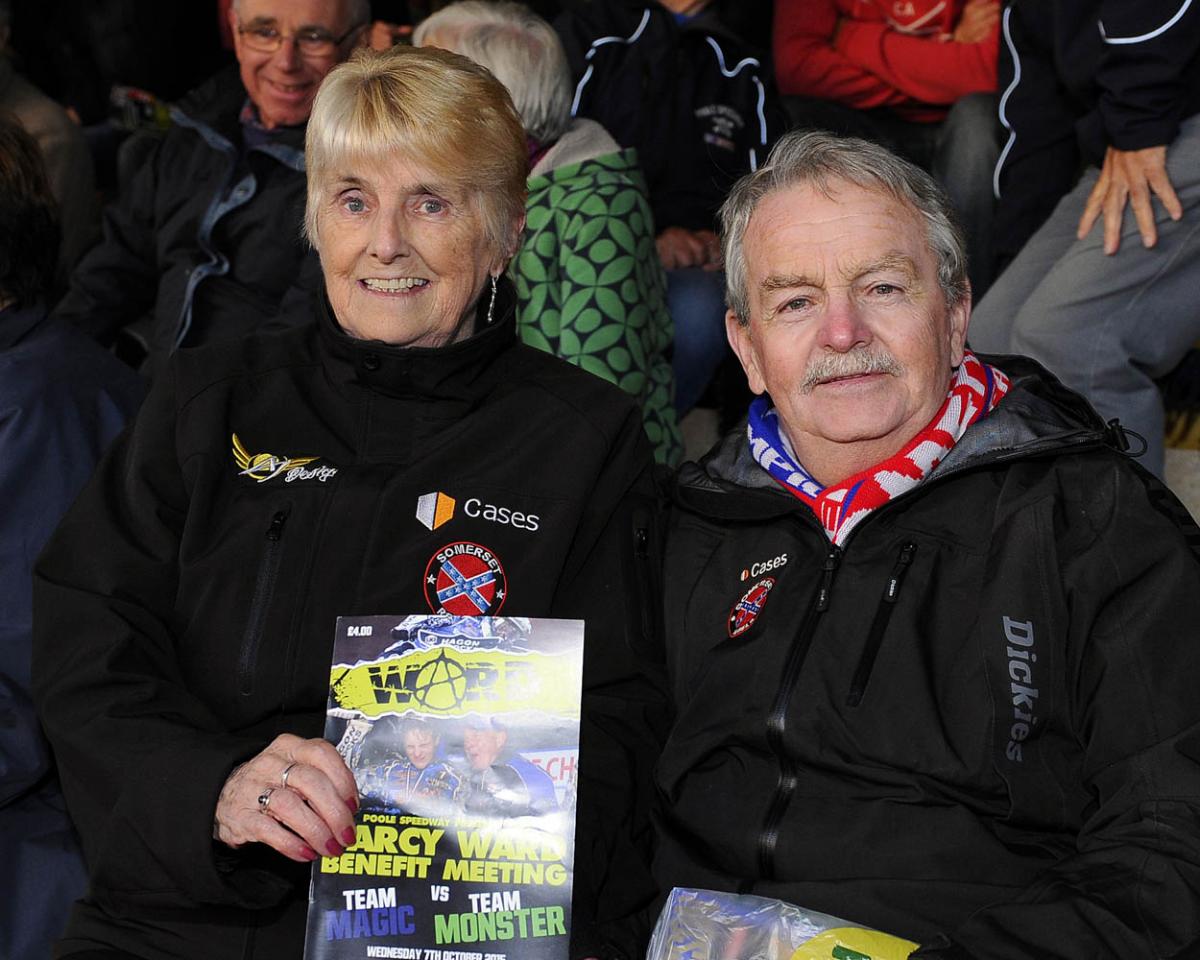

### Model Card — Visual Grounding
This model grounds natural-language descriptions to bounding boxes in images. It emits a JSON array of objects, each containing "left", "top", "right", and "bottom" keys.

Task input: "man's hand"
[
  {"left": 214, "top": 733, "right": 358, "bottom": 863},
  {"left": 656, "top": 227, "right": 723, "bottom": 271},
  {"left": 951, "top": 0, "right": 1000, "bottom": 43},
  {"left": 1077, "top": 145, "right": 1184, "bottom": 255}
]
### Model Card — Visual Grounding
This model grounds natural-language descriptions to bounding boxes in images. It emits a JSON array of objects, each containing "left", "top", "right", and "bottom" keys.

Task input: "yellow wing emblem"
[{"left": 232, "top": 433, "right": 318, "bottom": 482}]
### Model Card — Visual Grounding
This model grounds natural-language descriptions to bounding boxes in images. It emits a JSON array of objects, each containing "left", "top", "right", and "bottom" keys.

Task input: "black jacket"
[
  {"left": 993, "top": 0, "right": 1200, "bottom": 260},
  {"left": 655, "top": 357, "right": 1200, "bottom": 958},
  {"left": 52, "top": 66, "right": 319, "bottom": 364},
  {"left": 32, "top": 286, "right": 666, "bottom": 960},
  {"left": 555, "top": 0, "right": 783, "bottom": 232},
  {"left": 0, "top": 304, "right": 142, "bottom": 960}
]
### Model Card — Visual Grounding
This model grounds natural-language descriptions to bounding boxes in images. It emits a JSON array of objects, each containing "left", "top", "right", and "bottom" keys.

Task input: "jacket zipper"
[
  {"left": 757, "top": 545, "right": 840, "bottom": 880},
  {"left": 846, "top": 541, "right": 917, "bottom": 707},
  {"left": 238, "top": 508, "right": 289, "bottom": 696}
]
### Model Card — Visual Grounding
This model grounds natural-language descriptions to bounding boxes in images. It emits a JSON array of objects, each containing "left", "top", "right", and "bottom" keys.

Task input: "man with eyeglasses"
[{"left": 52, "top": 0, "right": 368, "bottom": 372}]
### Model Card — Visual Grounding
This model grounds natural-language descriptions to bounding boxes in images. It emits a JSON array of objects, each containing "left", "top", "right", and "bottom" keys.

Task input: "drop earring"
[{"left": 486, "top": 275, "right": 498, "bottom": 324}]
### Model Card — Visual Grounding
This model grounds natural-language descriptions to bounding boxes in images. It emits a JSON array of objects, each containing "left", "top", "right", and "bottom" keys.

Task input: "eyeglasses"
[{"left": 237, "top": 21, "right": 364, "bottom": 58}]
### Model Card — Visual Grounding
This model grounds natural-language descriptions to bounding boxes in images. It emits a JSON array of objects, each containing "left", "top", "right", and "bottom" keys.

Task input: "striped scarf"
[{"left": 747, "top": 351, "right": 1009, "bottom": 545}]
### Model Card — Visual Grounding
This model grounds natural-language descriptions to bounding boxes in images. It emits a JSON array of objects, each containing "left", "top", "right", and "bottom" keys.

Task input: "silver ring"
[
  {"left": 280, "top": 762, "right": 298, "bottom": 790},
  {"left": 257, "top": 787, "right": 274, "bottom": 811}
]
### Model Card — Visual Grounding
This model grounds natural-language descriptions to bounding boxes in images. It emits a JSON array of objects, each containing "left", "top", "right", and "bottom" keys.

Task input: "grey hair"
[
  {"left": 414, "top": 1, "right": 571, "bottom": 143},
  {"left": 721, "top": 130, "right": 969, "bottom": 324},
  {"left": 232, "top": 0, "right": 371, "bottom": 30}
]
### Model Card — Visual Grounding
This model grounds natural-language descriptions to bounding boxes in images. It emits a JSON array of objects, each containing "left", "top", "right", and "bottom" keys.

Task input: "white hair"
[
  {"left": 414, "top": 1, "right": 572, "bottom": 144},
  {"left": 721, "top": 130, "right": 970, "bottom": 324}
]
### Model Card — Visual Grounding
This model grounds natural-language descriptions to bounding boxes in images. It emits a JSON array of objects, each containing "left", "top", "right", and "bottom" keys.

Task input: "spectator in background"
[
  {"left": 0, "top": 0, "right": 99, "bottom": 274},
  {"left": 969, "top": 1, "right": 1200, "bottom": 479},
  {"left": 775, "top": 0, "right": 1001, "bottom": 296},
  {"left": 417, "top": 0, "right": 682, "bottom": 464},
  {"left": 556, "top": 0, "right": 783, "bottom": 415},
  {"left": 0, "top": 115, "right": 142, "bottom": 960},
  {"left": 52, "top": 0, "right": 367, "bottom": 371}
]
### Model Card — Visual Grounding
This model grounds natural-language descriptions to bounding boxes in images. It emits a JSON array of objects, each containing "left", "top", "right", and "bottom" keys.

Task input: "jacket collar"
[
  {"left": 0, "top": 302, "right": 47, "bottom": 351},
  {"left": 170, "top": 66, "right": 307, "bottom": 158},
  {"left": 316, "top": 275, "right": 519, "bottom": 402},
  {"left": 677, "top": 354, "right": 1113, "bottom": 519}
]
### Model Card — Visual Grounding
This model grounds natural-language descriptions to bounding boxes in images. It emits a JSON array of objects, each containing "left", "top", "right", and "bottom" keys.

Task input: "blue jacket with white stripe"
[
  {"left": 992, "top": 0, "right": 1200, "bottom": 260},
  {"left": 555, "top": 0, "right": 784, "bottom": 232}
]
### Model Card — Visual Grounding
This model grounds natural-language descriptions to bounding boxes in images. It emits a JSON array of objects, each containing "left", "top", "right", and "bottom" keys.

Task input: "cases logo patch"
[
  {"left": 728, "top": 577, "right": 775, "bottom": 638},
  {"left": 231, "top": 433, "right": 336, "bottom": 483},
  {"left": 424, "top": 541, "right": 507, "bottom": 616},
  {"left": 416, "top": 491, "right": 457, "bottom": 530}
]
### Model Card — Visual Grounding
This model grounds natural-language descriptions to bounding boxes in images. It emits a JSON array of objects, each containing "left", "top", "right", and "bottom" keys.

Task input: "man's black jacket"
[
  {"left": 52, "top": 67, "right": 318, "bottom": 364},
  {"left": 656, "top": 357, "right": 1200, "bottom": 958}
]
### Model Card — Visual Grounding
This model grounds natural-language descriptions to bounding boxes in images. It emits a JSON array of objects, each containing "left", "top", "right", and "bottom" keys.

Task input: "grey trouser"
[{"left": 969, "top": 113, "right": 1200, "bottom": 477}]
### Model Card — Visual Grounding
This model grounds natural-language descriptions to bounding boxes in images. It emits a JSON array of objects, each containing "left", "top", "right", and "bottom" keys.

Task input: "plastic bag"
[{"left": 646, "top": 888, "right": 918, "bottom": 960}]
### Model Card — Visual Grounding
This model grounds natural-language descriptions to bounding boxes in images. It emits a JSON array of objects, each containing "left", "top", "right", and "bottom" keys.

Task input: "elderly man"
[
  {"left": 654, "top": 131, "right": 1200, "bottom": 958},
  {"left": 52, "top": 0, "right": 366, "bottom": 369}
]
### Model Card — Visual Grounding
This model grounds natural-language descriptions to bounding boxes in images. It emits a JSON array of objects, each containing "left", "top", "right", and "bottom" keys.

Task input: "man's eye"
[
  {"left": 297, "top": 28, "right": 334, "bottom": 43},
  {"left": 783, "top": 296, "right": 810, "bottom": 311},
  {"left": 251, "top": 26, "right": 280, "bottom": 40},
  {"left": 871, "top": 283, "right": 900, "bottom": 296}
]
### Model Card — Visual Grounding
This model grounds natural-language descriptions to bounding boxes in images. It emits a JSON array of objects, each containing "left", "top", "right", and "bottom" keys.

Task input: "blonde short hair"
[{"left": 304, "top": 45, "right": 528, "bottom": 257}]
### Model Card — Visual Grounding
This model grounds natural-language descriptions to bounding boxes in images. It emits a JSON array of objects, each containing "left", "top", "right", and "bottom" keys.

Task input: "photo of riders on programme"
[{"left": 5, "top": 2, "right": 1200, "bottom": 959}]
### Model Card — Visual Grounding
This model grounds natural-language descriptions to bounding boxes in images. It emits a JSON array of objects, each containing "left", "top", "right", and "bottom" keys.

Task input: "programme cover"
[{"left": 303, "top": 614, "right": 584, "bottom": 960}]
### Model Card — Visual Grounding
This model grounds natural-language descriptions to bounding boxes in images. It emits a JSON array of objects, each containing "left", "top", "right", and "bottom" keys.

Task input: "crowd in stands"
[{"left": 2, "top": 0, "right": 1198, "bottom": 957}]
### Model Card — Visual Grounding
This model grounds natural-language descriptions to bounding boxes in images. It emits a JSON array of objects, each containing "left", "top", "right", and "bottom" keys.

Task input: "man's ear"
[
  {"left": 227, "top": 3, "right": 243, "bottom": 57},
  {"left": 726, "top": 309, "right": 767, "bottom": 395},
  {"left": 949, "top": 291, "right": 970, "bottom": 367}
]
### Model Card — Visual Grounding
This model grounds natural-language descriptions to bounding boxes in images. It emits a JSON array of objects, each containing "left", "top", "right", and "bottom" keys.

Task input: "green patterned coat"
[{"left": 512, "top": 136, "right": 681, "bottom": 465}]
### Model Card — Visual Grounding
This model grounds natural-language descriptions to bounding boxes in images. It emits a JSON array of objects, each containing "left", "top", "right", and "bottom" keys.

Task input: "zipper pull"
[
  {"left": 815, "top": 547, "right": 840, "bottom": 611},
  {"left": 266, "top": 511, "right": 288, "bottom": 541},
  {"left": 635, "top": 526, "right": 649, "bottom": 558},
  {"left": 884, "top": 542, "right": 917, "bottom": 603}
]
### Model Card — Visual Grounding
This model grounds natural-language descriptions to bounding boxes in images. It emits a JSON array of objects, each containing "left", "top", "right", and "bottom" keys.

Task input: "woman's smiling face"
[{"left": 315, "top": 154, "right": 500, "bottom": 347}]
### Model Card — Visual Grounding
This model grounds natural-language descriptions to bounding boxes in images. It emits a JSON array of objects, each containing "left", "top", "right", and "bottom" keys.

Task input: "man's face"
[
  {"left": 229, "top": 0, "right": 355, "bottom": 129},
  {"left": 462, "top": 727, "right": 507, "bottom": 771},
  {"left": 403, "top": 730, "right": 436, "bottom": 770},
  {"left": 727, "top": 180, "right": 968, "bottom": 473}
]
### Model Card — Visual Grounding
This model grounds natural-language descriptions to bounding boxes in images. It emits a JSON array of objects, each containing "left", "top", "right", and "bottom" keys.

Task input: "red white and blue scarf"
[{"left": 747, "top": 351, "right": 1009, "bottom": 545}]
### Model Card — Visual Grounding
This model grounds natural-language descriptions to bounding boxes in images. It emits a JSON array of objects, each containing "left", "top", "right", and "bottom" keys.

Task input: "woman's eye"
[
  {"left": 419, "top": 198, "right": 446, "bottom": 215},
  {"left": 783, "top": 296, "right": 810, "bottom": 312},
  {"left": 343, "top": 195, "right": 366, "bottom": 214},
  {"left": 872, "top": 283, "right": 900, "bottom": 296}
]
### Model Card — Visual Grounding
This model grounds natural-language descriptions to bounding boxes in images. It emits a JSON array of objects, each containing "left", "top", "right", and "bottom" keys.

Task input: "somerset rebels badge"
[
  {"left": 424, "top": 541, "right": 508, "bottom": 616},
  {"left": 728, "top": 577, "right": 775, "bottom": 638}
]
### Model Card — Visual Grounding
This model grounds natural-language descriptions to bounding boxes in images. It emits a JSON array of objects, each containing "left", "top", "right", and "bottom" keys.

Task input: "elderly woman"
[
  {"left": 415, "top": 2, "right": 682, "bottom": 465},
  {"left": 33, "top": 46, "right": 663, "bottom": 960}
]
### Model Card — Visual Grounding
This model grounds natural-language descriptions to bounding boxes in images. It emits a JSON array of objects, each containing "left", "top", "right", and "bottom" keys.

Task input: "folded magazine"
[
  {"left": 304, "top": 614, "right": 584, "bottom": 960},
  {"left": 647, "top": 888, "right": 918, "bottom": 960}
]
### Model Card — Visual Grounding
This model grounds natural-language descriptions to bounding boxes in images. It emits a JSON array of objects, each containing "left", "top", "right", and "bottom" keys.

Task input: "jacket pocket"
[
  {"left": 846, "top": 541, "right": 916, "bottom": 707},
  {"left": 238, "top": 505, "right": 291, "bottom": 696}
]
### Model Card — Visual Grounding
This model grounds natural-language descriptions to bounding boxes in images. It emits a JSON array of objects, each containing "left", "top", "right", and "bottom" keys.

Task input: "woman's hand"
[{"left": 214, "top": 733, "right": 359, "bottom": 863}]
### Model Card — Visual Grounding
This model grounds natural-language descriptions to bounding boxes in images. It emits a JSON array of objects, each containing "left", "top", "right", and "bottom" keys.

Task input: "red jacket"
[{"left": 774, "top": 0, "right": 998, "bottom": 120}]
